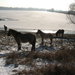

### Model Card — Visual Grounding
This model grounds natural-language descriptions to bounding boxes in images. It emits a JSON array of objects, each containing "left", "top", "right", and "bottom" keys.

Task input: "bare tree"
[{"left": 67, "top": 3, "right": 75, "bottom": 24}]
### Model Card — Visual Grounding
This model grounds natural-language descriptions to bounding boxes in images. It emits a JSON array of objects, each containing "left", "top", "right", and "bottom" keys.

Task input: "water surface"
[{"left": 0, "top": 10, "right": 75, "bottom": 34}]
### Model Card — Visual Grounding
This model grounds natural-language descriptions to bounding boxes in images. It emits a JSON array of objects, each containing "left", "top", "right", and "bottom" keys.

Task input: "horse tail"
[
  {"left": 33, "top": 36, "right": 36, "bottom": 46},
  {"left": 31, "top": 35, "right": 36, "bottom": 51},
  {"left": 49, "top": 34, "right": 53, "bottom": 45}
]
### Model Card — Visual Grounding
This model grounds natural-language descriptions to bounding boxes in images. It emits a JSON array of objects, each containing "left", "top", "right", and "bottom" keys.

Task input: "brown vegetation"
[{"left": 0, "top": 30, "right": 75, "bottom": 75}]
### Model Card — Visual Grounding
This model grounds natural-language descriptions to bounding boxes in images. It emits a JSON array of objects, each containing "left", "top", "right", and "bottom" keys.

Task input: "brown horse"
[
  {"left": 7, "top": 29, "right": 36, "bottom": 51},
  {"left": 36, "top": 30, "right": 53, "bottom": 45},
  {"left": 56, "top": 29, "right": 64, "bottom": 37}
]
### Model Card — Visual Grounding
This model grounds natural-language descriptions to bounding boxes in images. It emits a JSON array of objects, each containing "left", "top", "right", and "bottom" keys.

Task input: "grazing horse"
[
  {"left": 7, "top": 29, "right": 36, "bottom": 51},
  {"left": 4, "top": 25, "right": 7, "bottom": 32},
  {"left": 56, "top": 29, "right": 64, "bottom": 37},
  {"left": 36, "top": 30, "right": 53, "bottom": 45}
]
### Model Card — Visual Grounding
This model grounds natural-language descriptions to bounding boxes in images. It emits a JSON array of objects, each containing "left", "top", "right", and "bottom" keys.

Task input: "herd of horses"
[{"left": 4, "top": 25, "right": 64, "bottom": 51}]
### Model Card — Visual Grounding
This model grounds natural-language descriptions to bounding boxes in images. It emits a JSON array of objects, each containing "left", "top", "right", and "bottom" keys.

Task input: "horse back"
[
  {"left": 48, "top": 33, "right": 53, "bottom": 38},
  {"left": 18, "top": 33, "right": 36, "bottom": 43},
  {"left": 42, "top": 33, "right": 53, "bottom": 39},
  {"left": 57, "top": 30, "right": 64, "bottom": 34}
]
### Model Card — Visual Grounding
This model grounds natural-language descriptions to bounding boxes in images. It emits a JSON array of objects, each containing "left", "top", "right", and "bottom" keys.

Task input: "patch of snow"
[{"left": 0, "top": 58, "right": 14, "bottom": 75}]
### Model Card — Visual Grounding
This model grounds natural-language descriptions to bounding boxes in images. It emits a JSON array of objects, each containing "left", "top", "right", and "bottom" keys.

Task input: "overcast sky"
[{"left": 0, "top": 0, "right": 74, "bottom": 10}]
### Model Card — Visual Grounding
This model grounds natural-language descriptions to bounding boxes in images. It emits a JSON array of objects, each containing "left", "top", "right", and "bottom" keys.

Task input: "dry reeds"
[
  {"left": 15, "top": 64, "right": 75, "bottom": 75},
  {"left": 1, "top": 31, "right": 75, "bottom": 75},
  {"left": 4, "top": 49, "right": 75, "bottom": 75}
]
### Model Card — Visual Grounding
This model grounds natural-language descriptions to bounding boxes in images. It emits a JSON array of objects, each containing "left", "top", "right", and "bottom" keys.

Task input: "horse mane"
[
  {"left": 9, "top": 29, "right": 21, "bottom": 34},
  {"left": 38, "top": 30, "right": 44, "bottom": 33},
  {"left": 56, "top": 29, "right": 64, "bottom": 33}
]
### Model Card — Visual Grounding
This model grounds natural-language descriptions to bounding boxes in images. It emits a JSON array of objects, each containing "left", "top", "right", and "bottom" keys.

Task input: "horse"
[
  {"left": 4, "top": 25, "right": 7, "bottom": 32},
  {"left": 7, "top": 29, "right": 36, "bottom": 51},
  {"left": 36, "top": 30, "right": 53, "bottom": 45},
  {"left": 56, "top": 29, "right": 64, "bottom": 37}
]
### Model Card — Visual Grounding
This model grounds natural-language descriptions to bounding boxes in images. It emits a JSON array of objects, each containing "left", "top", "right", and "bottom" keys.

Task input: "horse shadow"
[{"left": 36, "top": 45, "right": 54, "bottom": 51}]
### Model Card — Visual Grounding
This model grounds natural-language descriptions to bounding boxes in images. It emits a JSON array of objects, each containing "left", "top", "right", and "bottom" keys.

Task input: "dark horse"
[
  {"left": 4, "top": 25, "right": 7, "bottom": 32},
  {"left": 56, "top": 29, "right": 64, "bottom": 37},
  {"left": 7, "top": 29, "right": 36, "bottom": 51},
  {"left": 36, "top": 30, "right": 53, "bottom": 45}
]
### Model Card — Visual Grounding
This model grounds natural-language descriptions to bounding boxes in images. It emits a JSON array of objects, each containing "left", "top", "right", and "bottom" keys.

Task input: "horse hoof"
[
  {"left": 18, "top": 49, "right": 21, "bottom": 51},
  {"left": 14, "top": 64, "right": 18, "bottom": 68}
]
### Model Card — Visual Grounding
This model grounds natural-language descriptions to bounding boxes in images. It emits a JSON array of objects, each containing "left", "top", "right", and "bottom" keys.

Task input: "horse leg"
[
  {"left": 16, "top": 41, "right": 21, "bottom": 50},
  {"left": 30, "top": 42, "right": 35, "bottom": 51},
  {"left": 31, "top": 43, "right": 35, "bottom": 51},
  {"left": 58, "top": 34, "right": 60, "bottom": 37},
  {"left": 50, "top": 38, "right": 53, "bottom": 45},
  {"left": 30, "top": 38, "right": 36, "bottom": 51},
  {"left": 18, "top": 43, "right": 21, "bottom": 50},
  {"left": 62, "top": 33, "right": 63, "bottom": 37},
  {"left": 41, "top": 38, "right": 44, "bottom": 45}
]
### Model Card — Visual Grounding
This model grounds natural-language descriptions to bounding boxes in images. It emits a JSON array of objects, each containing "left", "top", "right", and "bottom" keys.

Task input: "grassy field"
[{"left": 0, "top": 30, "right": 75, "bottom": 75}]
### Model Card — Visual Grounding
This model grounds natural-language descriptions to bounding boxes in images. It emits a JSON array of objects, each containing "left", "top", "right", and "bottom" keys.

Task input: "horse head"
[
  {"left": 36, "top": 30, "right": 41, "bottom": 34},
  {"left": 7, "top": 29, "right": 12, "bottom": 36},
  {"left": 4, "top": 25, "right": 7, "bottom": 32}
]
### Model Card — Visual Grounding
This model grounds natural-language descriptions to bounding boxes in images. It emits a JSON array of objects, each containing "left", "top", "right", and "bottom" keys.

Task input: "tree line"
[
  {"left": 0, "top": 6, "right": 67, "bottom": 14},
  {"left": 0, "top": 7, "right": 46, "bottom": 11}
]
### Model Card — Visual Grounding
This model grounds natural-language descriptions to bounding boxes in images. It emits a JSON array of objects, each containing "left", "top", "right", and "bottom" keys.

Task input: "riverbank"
[{"left": 0, "top": 30, "right": 75, "bottom": 75}]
